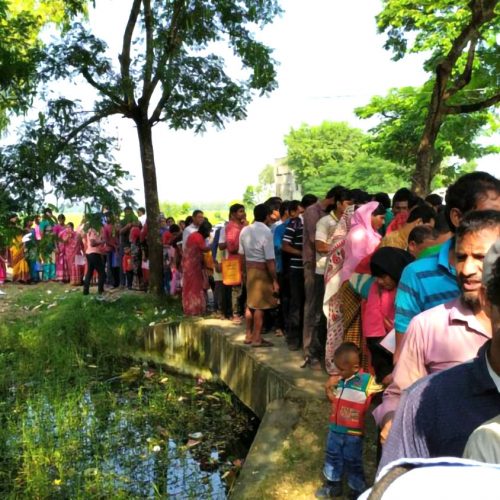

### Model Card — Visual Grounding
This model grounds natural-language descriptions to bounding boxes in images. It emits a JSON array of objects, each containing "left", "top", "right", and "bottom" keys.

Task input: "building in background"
[{"left": 274, "top": 158, "right": 302, "bottom": 200}]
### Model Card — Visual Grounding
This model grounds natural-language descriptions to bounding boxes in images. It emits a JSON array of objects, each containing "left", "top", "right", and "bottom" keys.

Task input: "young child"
[
  {"left": 316, "top": 343, "right": 382, "bottom": 500},
  {"left": 122, "top": 246, "right": 133, "bottom": 290}
]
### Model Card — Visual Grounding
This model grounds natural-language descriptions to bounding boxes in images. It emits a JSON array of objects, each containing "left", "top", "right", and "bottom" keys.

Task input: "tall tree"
[
  {"left": 377, "top": 0, "right": 500, "bottom": 194},
  {"left": 355, "top": 85, "right": 497, "bottom": 184},
  {"left": 42, "top": 0, "right": 281, "bottom": 295}
]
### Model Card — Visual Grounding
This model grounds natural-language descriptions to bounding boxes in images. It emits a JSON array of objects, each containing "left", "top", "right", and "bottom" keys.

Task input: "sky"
[{"left": 10, "top": 1, "right": 499, "bottom": 206}]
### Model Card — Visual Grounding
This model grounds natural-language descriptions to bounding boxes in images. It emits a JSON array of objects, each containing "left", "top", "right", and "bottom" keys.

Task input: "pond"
[{"left": 0, "top": 360, "right": 258, "bottom": 499}]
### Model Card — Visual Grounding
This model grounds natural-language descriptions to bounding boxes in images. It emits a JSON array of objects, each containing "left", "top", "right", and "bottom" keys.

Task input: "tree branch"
[
  {"left": 444, "top": 36, "right": 478, "bottom": 99},
  {"left": 148, "top": 90, "right": 172, "bottom": 126},
  {"left": 81, "top": 67, "right": 125, "bottom": 107},
  {"left": 119, "top": 0, "right": 142, "bottom": 107},
  {"left": 63, "top": 108, "right": 120, "bottom": 146},
  {"left": 143, "top": 0, "right": 186, "bottom": 107},
  {"left": 142, "top": 0, "right": 154, "bottom": 98},
  {"left": 445, "top": 93, "right": 500, "bottom": 114}
]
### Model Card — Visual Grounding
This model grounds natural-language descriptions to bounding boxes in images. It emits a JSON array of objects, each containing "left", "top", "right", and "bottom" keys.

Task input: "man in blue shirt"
[
  {"left": 394, "top": 172, "right": 500, "bottom": 359},
  {"left": 379, "top": 241, "right": 500, "bottom": 469}
]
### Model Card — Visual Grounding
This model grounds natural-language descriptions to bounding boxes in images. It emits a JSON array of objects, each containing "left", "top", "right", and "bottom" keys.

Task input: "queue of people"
[{"left": 1, "top": 171, "right": 499, "bottom": 498}]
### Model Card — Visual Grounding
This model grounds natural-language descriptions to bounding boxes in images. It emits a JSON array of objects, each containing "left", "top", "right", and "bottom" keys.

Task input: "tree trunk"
[{"left": 136, "top": 118, "right": 163, "bottom": 296}]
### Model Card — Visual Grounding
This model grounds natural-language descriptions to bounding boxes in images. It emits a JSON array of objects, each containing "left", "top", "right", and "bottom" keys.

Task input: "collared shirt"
[
  {"left": 373, "top": 298, "right": 491, "bottom": 426},
  {"left": 282, "top": 216, "right": 303, "bottom": 270},
  {"left": 379, "top": 342, "right": 500, "bottom": 469},
  {"left": 238, "top": 222, "right": 275, "bottom": 263},
  {"left": 394, "top": 237, "right": 459, "bottom": 334},
  {"left": 315, "top": 212, "right": 339, "bottom": 275},
  {"left": 302, "top": 201, "right": 327, "bottom": 266},
  {"left": 225, "top": 220, "right": 244, "bottom": 256},
  {"left": 464, "top": 414, "right": 500, "bottom": 463},
  {"left": 273, "top": 219, "right": 290, "bottom": 273}
]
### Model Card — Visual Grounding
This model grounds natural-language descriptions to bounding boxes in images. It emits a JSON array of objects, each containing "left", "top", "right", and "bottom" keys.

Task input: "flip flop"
[
  {"left": 243, "top": 339, "right": 252, "bottom": 345},
  {"left": 251, "top": 340, "right": 274, "bottom": 348}
]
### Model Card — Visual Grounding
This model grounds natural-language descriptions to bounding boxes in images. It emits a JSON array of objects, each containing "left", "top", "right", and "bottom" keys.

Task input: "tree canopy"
[
  {"left": 284, "top": 121, "right": 407, "bottom": 196},
  {"left": 376, "top": 0, "right": 500, "bottom": 194},
  {"left": 35, "top": 0, "right": 282, "bottom": 294}
]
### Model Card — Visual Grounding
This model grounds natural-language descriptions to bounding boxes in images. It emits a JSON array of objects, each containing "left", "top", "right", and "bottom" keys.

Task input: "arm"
[
  {"left": 265, "top": 259, "right": 279, "bottom": 293},
  {"left": 282, "top": 241, "right": 301, "bottom": 256},
  {"left": 374, "top": 317, "right": 428, "bottom": 442},
  {"left": 325, "top": 375, "right": 340, "bottom": 402},
  {"left": 315, "top": 240, "right": 330, "bottom": 254}
]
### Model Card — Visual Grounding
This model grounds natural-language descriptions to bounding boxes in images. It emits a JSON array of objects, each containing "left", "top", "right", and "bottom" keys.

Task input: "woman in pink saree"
[
  {"left": 323, "top": 202, "right": 385, "bottom": 373},
  {"left": 60, "top": 222, "right": 84, "bottom": 285}
]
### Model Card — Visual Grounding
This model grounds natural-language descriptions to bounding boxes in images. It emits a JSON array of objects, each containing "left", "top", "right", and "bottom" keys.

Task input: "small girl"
[{"left": 122, "top": 246, "right": 133, "bottom": 290}]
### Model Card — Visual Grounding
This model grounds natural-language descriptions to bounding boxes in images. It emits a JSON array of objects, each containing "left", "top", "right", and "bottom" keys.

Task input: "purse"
[{"left": 221, "top": 257, "right": 242, "bottom": 286}]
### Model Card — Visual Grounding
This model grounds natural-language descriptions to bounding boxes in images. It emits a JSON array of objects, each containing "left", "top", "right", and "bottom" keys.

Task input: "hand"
[
  {"left": 272, "top": 280, "right": 279, "bottom": 293},
  {"left": 380, "top": 419, "right": 393, "bottom": 445}
]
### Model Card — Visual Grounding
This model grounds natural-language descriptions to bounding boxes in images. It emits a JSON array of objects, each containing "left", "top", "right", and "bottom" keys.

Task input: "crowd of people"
[{"left": 1, "top": 171, "right": 499, "bottom": 498}]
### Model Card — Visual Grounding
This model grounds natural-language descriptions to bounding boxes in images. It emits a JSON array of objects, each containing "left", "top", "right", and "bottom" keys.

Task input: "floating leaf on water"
[
  {"left": 186, "top": 439, "right": 200, "bottom": 448},
  {"left": 189, "top": 432, "right": 203, "bottom": 440}
]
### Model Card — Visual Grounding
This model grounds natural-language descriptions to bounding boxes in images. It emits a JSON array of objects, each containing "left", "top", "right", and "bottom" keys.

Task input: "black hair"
[
  {"left": 350, "top": 189, "right": 370, "bottom": 205},
  {"left": 229, "top": 203, "right": 244, "bottom": 215},
  {"left": 334, "top": 342, "right": 361, "bottom": 360},
  {"left": 372, "top": 203, "right": 387, "bottom": 216},
  {"left": 288, "top": 200, "right": 301, "bottom": 213},
  {"left": 265, "top": 196, "right": 282, "bottom": 206},
  {"left": 392, "top": 188, "right": 412, "bottom": 206},
  {"left": 138, "top": 207, "right": 146, "bottom": 214},
  {"left": 409, "top": 195, "right": 426, "bottom": 210},
  {"left": 124, "top": 206, "right": 133, "bottom": 211},
  {"left": 445, "top": 172, "right": 500, "bottom": 232},
  {"left": 185, "top": 216, "right": 193, "bottom": 226},
  {"left": 434, "top": 209, "right": 451, "bottom": 234},
  {"left": 169, "top": 224, "right": 180, "bottom": 233},
  {"left": 456, "top": 210, "right": 500, "bottom": 241},
  {"left": 300, "top": 194, "right": 318, "bottom": 209},
  {"left": 192, "top": 209, "right": 203, "bottom": 218},
  {"left": 425, "top": 193, "right": 443, "bottom": 207},
  {"left": 374, "top": 192, "right": 391, "bottom": 210},
  {"left": 254, "top": 203, "right": 271, "bottom": 222},
  {"left": 279, "top": 200, "right": 291, "bottom": 218},
  {"left": 336, "top": 188, "right": 352, "bottom": 204},
  {"left": 486, "top": 256, "right": 500, "bottom": 307},
  {"left": 408, "top": 225, "right": 439, "bottom": 245},
  {"left": 198, "top": 220, "right": 212, "bottom": 239},
  {"left": 407, "top": 205, "right": 437, "bottom": 224},
  {"left": 325, "top": 185, "right": 345, "bottom": 200},
  {"left": 370, "top": 247, "right": 414, "bottom": 283},
  {"left": 57, "top": 214, "right": 66, "bottom": 222},
  {"left": 68, "top": 222, "right": 74, "bottom": 230}
]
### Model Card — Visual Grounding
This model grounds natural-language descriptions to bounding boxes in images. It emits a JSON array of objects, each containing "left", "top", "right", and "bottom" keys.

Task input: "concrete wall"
[{"left": 140, "top": 320, "right": 320, "bottom": 419}]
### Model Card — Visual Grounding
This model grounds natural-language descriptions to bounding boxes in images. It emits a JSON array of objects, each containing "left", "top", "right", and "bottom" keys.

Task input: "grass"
[{"left": 0, "top": 284, "right": 255, "bottom": 498}]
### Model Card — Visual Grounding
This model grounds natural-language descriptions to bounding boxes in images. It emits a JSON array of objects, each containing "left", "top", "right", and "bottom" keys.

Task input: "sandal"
[
  {"left": 251, "top": 339, "right": 274, "bottom": 348},
  {"left": 243, "top": 339, "right": 252, "bottom": 345},
  {"left": 232, "top": 315, "right": 243, "bottom": 325}
]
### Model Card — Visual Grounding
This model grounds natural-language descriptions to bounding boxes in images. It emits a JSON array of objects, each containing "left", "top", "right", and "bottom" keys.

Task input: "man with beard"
[
  {"left": 375, "top": 210, "right": 500, "bottom": 442},
  {"left": 378, "top": 224, "right": 500, "bottom": 468}
]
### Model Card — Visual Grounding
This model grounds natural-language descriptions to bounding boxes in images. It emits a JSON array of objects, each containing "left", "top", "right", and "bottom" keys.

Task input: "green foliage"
[
  {"left": 0, "top": 0, "right": 89, "bottom": 130},
  {"left": 0, "top": 287, "right": 253, "bottom": 497},
  {"left": 0, "top": 99, "right": 133, "bottom": 214},
  {"left": 242, "top": 185, "right": 257, "bottom": 208},
  {"left": 355, "top": 85, "right": 497, "bottom": 172},
  {"left": 284, "top": 121, "right": 407, "bottom": 195}
]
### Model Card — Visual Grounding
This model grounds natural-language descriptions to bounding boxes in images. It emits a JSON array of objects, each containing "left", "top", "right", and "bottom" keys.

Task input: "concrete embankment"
[{"left": 138, "top": 319, "right": 335, "bottom": 498}]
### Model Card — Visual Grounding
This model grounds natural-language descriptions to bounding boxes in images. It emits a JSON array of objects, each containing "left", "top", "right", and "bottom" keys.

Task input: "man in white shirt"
[
  {"left": 182, "top": 209, "right": 205, "bottom": 249},
  {"left": 239, "top": 204, "right": 279, "bottom": 347}
]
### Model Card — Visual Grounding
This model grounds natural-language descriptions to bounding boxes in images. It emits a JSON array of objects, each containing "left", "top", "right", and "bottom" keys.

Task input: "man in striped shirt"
[{"left": 393, "top": 172, "right": 500, "bottom": 360}]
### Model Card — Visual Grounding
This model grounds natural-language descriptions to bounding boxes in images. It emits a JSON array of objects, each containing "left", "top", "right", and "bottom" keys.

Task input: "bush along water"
[{"left": 0, "top": 287, "right": 257, "bottom": 498}]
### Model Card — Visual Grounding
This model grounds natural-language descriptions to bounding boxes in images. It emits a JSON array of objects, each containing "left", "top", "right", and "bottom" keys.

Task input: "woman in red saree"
[
  {"left": 182, "top": 221, "right": 212, "bottom": 316},
  {"left": 60, "top": 222, "right": 84, "bottom": 285}
]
